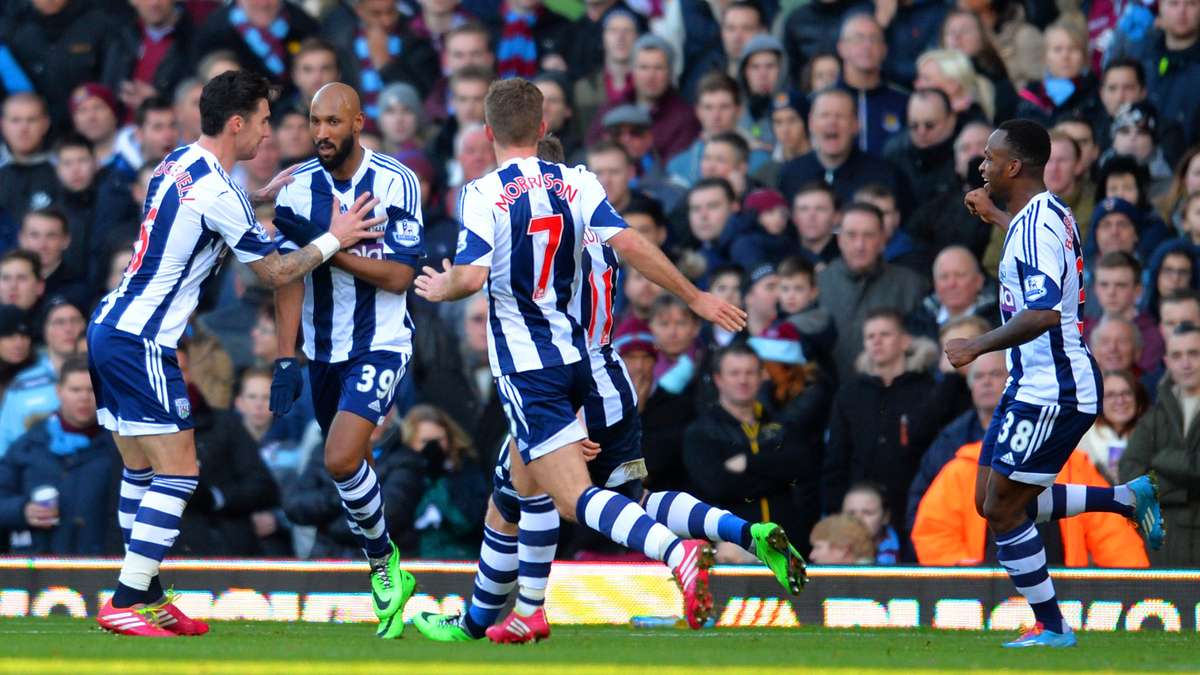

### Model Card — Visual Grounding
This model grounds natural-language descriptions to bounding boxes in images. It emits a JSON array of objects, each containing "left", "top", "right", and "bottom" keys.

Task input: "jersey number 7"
[{"left": 527, "top": 213, "right": 563, "bottom": 301}]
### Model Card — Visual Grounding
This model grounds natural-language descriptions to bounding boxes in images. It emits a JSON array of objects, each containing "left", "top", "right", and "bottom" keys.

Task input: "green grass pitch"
[{"left": 0, "top": 617, "right": 1196, "bottom": 674}]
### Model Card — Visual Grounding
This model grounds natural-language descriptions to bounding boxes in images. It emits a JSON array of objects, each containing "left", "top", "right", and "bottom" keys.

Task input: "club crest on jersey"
[
  {"left": 1023, "top": 274, "right": 1048, "bottom": 302},
  {"left": 1000, "top": 287, "right": 1016, "bottom": 313},
  {"left": 174, "top": 397, "right": 191, "bottom": 419}
]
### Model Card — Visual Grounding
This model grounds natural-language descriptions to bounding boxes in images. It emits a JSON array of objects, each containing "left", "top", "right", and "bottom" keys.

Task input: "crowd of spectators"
[{"left": 1, "top": 0, "right": 1199, "bottom": 567}]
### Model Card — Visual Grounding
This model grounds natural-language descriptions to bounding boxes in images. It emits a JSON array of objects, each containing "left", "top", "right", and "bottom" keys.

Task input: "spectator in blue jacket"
[
  {"left": 835, "top": 13, "right": 909, "bottom": 157},
  {"left": 0, "top": 355, "right": 117, "bottom": 555}
]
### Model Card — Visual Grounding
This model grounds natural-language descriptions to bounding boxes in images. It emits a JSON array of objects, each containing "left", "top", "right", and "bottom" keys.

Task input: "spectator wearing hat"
[
  {"left": 68, "top": 83, "right": 121, "bottom": 165},
  {"left": 684, "top": 343, "right": 813, "bottom": 553},
  {"left": 1103, "top": 101, "right": 1173, "bottom": 196},
  {"left": 0, "top": 355, "right": 119, "bottom": 553},
  {"left": 668, "top": 72, "right": 768, "bottom": 188},
  {"left": 752, "top": 92, "right": 810, "bottom": 188},
  {"left": 0, "top": 93, "right": 58, "bottom": 224},
  {"left": 1090, "top": 155, "right": 1171, "bottom": 264},
  {"left": 376, "top": 84, "right": 426, "bottom": 157},
  {"left": 749, "top": 320, "right": 832, "bottom": 542},
  {"left": 882, "top": 88, "right": 959, "bottom": 207},
  {"left": 0, "top": 297, "right": 85, "bottom": 457},
  {"left": 730, "top": 188, "right": 799, "bottom": 269},
  {"left": 572, "top": 9, "right": 639, "bottom": 139},
  {"left": 818, "top": 204, "right": 928, "bottom": 380},
  {"left": 613, "top": 326, "right": 695, "bottom": 494},
  {"left": 835, "top": 13, "right": 909, "bottom": 158},
  {"left": 599, "top": 105, "right": 660, "bottom": 180},
  {"left": 778, "top": 88, "right": 910, "bottom": 216},
  {"left": 0, "top": 306, "right": 35, "bottom": 401},
  {"left": 1123, "top": 0, "right": 1200, "bottom": 150},
  {"left": 1085, "top": 196, "right": 1161, "bottom": 285},
  {"left": 823, "top": 307, "right": 937, "bottom": 541},
  {"left": 589, "top": 35, "right": 701, "bottom": 162},
  {"left": 743, "top": 264, "right": 780, "bottom": 337},
  {"left": 4, "top": 0, "right": 121, "bottom": 133},
  {"left": 106, "top": 0, "right": 198, "bottom": 117},
  {"left": 736, "top": 33, "right": 790, "bottom": 154}
]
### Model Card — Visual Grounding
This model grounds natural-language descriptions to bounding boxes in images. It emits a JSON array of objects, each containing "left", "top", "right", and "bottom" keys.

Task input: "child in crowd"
[{"left": 778, "top": 256, "right": 836, "bottom": 378}]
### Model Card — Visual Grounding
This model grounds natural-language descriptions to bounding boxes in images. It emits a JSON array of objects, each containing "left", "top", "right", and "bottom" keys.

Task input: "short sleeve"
[
  {"left": 381, "top": 169, "right": 425, "bottom": 266},
  {"left": 575, "top": 168, "right": 626, "bottom": 242},
  {"left": 207, "top": 188, "right": 275, "bottom": 263},
  {"left": 1014, "top": 218, "right": 1066, "bottom": 312},
  {"left": 453, "top": 183, "right": 495, "bottom": 267}
]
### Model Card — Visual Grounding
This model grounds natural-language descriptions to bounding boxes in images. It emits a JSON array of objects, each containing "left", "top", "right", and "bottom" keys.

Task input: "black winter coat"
[
  {"left": 0, "top": 416, "right": 118, "bottom": 555},
  {"left": 103, "top": 10, "right": 198, "bottom": 103}
]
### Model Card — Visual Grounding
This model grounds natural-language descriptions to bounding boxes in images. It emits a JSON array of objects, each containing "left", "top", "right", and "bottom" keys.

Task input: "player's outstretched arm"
[
  {"left": 413, "top": 259, "right": 488, "bottom": 303},
  {"left": 249, "top": 193, "right": 386, "bottom": 288},
  {"left": 945, "top": 308, "right": 1060, "bottom": 368},
  {"left": 606, "top": 229, "right": 747, "bottom": 332}
]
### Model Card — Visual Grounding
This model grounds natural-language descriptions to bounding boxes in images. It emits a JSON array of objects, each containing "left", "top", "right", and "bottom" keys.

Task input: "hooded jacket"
[
  {"left": 737, "top": 34, "right": 790, "bottom": 149},
  {"left": 1143, "top": 239, "right": 1200, "bottom": 320},
  {"left": 836, "top": 76, "right": 909, "bottom": 158},
  {"left": 914, "top": 441, "right": 1149, "bottom": 567},
  {"left": 1120, "top": 372, "right": 1200, "bottom": 566}
]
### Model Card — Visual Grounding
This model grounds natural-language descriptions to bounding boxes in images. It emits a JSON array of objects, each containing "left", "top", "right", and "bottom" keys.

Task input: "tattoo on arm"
[{"left": 250, "top": 246, "right": 326, "bottom": 288}]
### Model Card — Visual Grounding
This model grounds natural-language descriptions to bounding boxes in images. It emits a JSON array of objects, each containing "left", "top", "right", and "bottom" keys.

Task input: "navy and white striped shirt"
[
  {"left": 274, "top": 149, "right": 424, "bottom": 363},
  {"left": 997, "top": 191, "right": 1100, "bottom": 413},
  {"left": 94, "top": 144, "right": 276, "bottom": 347},
  {"left": 454, "top": 157, "right": 627, "bottom": 377}
]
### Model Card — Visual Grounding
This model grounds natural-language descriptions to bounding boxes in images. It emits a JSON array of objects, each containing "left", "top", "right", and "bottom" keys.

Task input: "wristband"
[{"left": 311, "top": 232, "right": 340, "bottom": 262}]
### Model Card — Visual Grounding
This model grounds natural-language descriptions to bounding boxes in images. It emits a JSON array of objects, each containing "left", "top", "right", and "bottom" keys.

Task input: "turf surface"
[{"left": 0, "top": 617, "right": 1196, "bottom": 674}]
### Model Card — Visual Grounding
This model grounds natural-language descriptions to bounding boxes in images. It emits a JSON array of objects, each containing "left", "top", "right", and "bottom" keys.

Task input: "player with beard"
[{"left": 269, "top": 82, "right": 425, "bottom": 639}]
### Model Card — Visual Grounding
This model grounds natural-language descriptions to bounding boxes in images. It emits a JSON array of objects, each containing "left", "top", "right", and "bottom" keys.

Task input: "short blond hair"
[{"left": 811, "top": 514, "right": 875, "bottom": 561}]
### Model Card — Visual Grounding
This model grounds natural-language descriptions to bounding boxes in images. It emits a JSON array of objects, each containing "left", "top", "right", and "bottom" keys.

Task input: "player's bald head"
[{"left": 310, "top": 82, "right": 362, "bottom": 118}]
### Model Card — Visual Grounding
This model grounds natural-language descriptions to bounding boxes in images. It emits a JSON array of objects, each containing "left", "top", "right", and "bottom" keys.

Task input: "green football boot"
[
  {"left": 369, "top": 540, "right": 416, "bottom": 638},
  {"left": 413, "top": 612, "right": 477, "bottom": 642},
  {"left": 750, "top": 522, "right": 809, "bottom": 595}
]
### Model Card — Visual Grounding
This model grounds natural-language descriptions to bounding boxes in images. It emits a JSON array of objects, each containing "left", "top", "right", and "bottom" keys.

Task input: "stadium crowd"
[{"left": 0, "top": 0, "right": 1198, "bottom": 568}]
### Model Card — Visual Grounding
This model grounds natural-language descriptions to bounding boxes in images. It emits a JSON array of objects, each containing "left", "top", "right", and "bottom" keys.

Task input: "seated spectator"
[
  {"left": 108, "top": 97, "right": 180, "bottom": 183},
  {"left": 1092, "top": 156, "right": 1170, "bottom": 261},
  {"left": 743, "top": 264, "right": 779, "bottom": 337},
  {"left": 0, "top": 306, "right": 34, "bottom": 401},
  {"left": 699, "top": 265, "right": 745, "bottom": 350},
  {"left": 803, "top": 52, "right": 842, "bottom": 94},
  {"left": 228, "top": 365, "right": 296, "bottom": 555},
  {"left": 668, "top": 72, "right": 745, "bottom": 188},
  {"left": 0, "top": 250, "right": 45, "bottom": 318},
  {"left": 842, "top": 482, "right": 900, "bottom": 565},
  {"left": 598, "top": 106, "right": 686, "bottom": 211},
  {"left": 736, "top": 34, "right": 789, "bottom": 155},
  {"left": 1143, "top": 242, "right": 1197, "bottom": 322},
  {"left": 108, "top": 0, "right": 198, "bottom": 118},
  {"left": 1089, "top": 315, "right": 1142, "bottom": 375},
  {"left": 679, "top": 178, "right": 741, "bottom": 286},
  {"left": 906, "top": 347, "right": 1005, "bottom": 531},
  {"left": 174, "top": 78, "right": 204, "bottom": 145},
  {"left": 1080, "top": 369, "right": 1149, "bottom": 484},
  {"left": 282, "top": 38, "right": 340, "bottom": 112},
  {"left": 791, "top": 182, "right": 840, "bottom": 268},
  {"left": 1055, "top": 116, "right": 1101, "bottom": 185},
  {"left": 883, "top": 89, "right": 959, "bottom": 208},
  {"left": 430, "top": 66, "right": 493, "bottom": 175},
  {"left": 1014, "top": 19, "right": 1099, "bottom": 128},
  {"left": 1104, "top": 101, "right": 1173, "bottom": 195},
  {"left": 0, "top": 356, "right": 116, "bottom": 554},
  {"left": 0, "top": 297, "right": 85, "bottom": 456},
  {"left": 648, "top": 295, "right": 702, "bottom": 398},
  {"left": 422, "top": 22, "right": 494, "bottom": 125},
  {"left": 588, "top": 35, "right": 701, "bottom": 162},
  {"left": 587, "top": 142, "right": 646, "bottom": 217},
  {"left": 938, "top": 9, "right": 1019, "bottom": 122},
  {"left": 751, "top": 92, "right": 809, "bottom": 188},
  {"left": 730, "top": 188, "right": 798, "bottom": 270},
  {"left": 534, "top": 73, "right": 581, "bottom": 161},
  {"left": 834, "top": 13, "right": 908, "bottom": 157},
  {"left": 194, "top": 0, "right": 319, "bottom": 91},
  {"left": 913, "top": 49, "right": 994, "bottom": 124},
  {"left": 818, "top": 204, "right": 928, "bottom": 379},
  {"left": 908, "top": 246, "right": 997, "bottom": 340},
  {"left": 1092, "top": 59, "right": 1148, "bottom": 156},
  {"left": 17, "top": 209, "right": 89, "bottom": 309},
  {"left": 778, "top": 256, "right": 837, "bottom": 377},
  {"left": 1125, "top": 0, "right": 1200, "bottom": 157},
  {"left": 698, "top": 131, "right": 755, "bottom": 200},
  {"left": 1121, "top": 323, "right": 1200, "bottom": 566},
  {"left": 68, "top": 84, "right": 120, "bottom": 165},
  {"left": 52, "top": 134, "right": 117, "bottom": 290},
  {"left": 404, "top": 404, "right": 487, "bottom": 559},
  {"left": 1087, "top": 196, "right": 1148, "bottom": 271},
  {"left": 1157, "top": 148, "right": 1200, "bottom": 228},
  {"left": 959, "top": 0, "right": 1043, "bottom": 90},
  {"left": 912, "top": 441, "right": 1149, "bottom": 567},
  {"left": 780, "top": 1, "right": 855, "bottom": 87},
  {"left": 1046, "top": 131, "right": 1095, "bottom": 232},
  {"left": 683, "top": 343, "right": 810, "bottom": 552},
  {"left": 615, "top": 327, "right": 696, "bottom": 495},
  {"left": 778, "top": 88, "right": 908, "bottom": 215},
  {"left": 572, "top": 9, "right": 638, "bottom": 139},
  {"left": 854, "top": 183, "right": 927, "bottom": 274},
  {"left": 912, "top": 121, "right": 994, "bottom": 266},
  {"left": 0, "top": 93, "right": 57, "bottom": 224},
  {"left": 823, "top": 308, "right": 937, "bottom": 535},
  {"left": 808, "top": 513, "right": 876, "bottom": 565},
  {"left": 1083, "top": 252, "right": 1164, "bottom": 372},
  {"left": 196, "top": 49, "right": 241, "bottom": 83}
]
